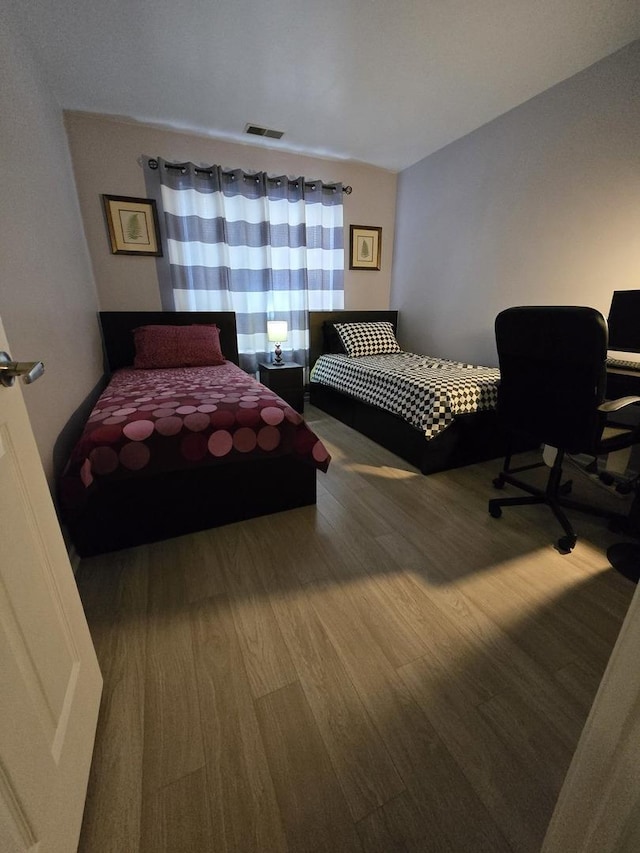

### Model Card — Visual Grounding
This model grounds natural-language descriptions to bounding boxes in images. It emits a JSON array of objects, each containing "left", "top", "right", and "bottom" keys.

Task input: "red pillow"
[{"left": 133, "top": 324, "right": 225, "bottom": 369}]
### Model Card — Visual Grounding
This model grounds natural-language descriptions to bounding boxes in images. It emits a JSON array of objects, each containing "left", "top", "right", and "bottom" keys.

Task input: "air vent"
[{"left": 245, "top": 123, "right": 284, "bottom": 140}]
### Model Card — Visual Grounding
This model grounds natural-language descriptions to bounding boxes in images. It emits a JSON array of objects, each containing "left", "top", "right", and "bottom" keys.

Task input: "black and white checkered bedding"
[{"left": 310, "top": 352, "right": 500, "bottom": 440}]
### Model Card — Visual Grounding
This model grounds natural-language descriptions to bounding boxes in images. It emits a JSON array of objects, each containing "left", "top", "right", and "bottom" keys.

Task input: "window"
[{"left": 151, "top": 159, "right": 344, "bottom": 373}]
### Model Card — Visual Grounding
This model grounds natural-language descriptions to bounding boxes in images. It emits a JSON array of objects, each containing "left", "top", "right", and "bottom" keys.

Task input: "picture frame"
[
  {"left": 349, "top": 224, "right": 382, "bottom": 270},
  {"left": 102, "top": 195, "right": 162, "bottom": 256}
]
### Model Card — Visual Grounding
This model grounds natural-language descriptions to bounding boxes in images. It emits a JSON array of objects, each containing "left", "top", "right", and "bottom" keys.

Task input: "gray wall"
[
  {"left": 0, "top": 9, "right": 103, "bottom": 485},
  {"left": 391, "top": 40, "right": 640, "bottom": 366}
]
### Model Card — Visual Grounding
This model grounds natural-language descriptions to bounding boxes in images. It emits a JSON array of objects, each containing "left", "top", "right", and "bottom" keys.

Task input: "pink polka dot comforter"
[{"left": 60, "top": 362, "right": 330, "bottom": 510}]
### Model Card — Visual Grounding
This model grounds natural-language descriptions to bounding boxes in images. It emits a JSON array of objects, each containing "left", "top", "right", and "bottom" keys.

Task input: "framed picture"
[
  {"left": 349, "top": 224, "right": 382, "bottom": 270},
  {"left": 102, "top": 195, "right": 162, "bottom": 256}
]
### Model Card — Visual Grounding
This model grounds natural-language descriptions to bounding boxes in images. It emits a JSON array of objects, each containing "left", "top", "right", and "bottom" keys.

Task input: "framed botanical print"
[
  {"left": 349, "top": 224, "right": 382, "bottom": 270},
  {"left": 102, "top": 195, "right": 162, "bottom": 256}
]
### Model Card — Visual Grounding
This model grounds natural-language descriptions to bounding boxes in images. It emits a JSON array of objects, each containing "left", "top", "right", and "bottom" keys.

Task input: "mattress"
[{"left": 310, "top": 352, "right": 500, "bottom": 440}]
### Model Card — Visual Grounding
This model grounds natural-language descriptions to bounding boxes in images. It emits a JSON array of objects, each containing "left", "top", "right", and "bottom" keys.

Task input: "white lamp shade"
[{"left": 267, "top": 320, "right": 288, "bottom": 343}]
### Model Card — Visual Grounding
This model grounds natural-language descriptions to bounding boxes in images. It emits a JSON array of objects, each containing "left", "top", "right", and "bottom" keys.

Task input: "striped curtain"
[{"left": 154, "top": 158, "right": 344, "bottom": 374}]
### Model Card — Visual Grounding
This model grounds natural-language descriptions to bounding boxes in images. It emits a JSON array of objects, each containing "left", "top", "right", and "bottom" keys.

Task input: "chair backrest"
[{"left": 495, "top": 306, "right": 608, "bottom": 453}]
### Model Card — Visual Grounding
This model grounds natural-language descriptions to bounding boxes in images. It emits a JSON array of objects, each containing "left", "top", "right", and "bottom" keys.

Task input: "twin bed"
[
  {"left": 61, "top": 308, "right": 510, "bottom": 556},
  {"left": 309, "top": 310, "right": 512, "bottom": 474},
  {"left": 60, "top": 311, "right": 328, "bottom": 556}
]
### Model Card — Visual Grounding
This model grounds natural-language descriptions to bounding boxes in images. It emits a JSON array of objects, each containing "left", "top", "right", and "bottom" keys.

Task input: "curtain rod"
[{"left": 149, "top": 158, "right": 352, "bottom": 194}]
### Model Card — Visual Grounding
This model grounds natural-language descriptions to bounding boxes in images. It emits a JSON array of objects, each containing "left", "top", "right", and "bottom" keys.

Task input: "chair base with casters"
[{"left": 489, "top": 445, "right": 629, "bottom": 554}]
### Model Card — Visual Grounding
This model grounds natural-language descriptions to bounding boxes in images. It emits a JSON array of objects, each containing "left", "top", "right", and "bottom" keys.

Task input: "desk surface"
[{"left": 607, "top": 356, "right": 640, "bottom": 372}]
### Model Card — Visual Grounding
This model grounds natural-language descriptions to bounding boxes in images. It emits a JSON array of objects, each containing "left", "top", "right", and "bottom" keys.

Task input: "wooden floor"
[{"left": 75, "top": 405, "right": 636, "bottom": 853}]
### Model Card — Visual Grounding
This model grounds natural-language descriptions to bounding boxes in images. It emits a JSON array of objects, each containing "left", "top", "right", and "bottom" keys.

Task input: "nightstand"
[{"left": 258, "top": 362, "right": 304, "bottom": 413}]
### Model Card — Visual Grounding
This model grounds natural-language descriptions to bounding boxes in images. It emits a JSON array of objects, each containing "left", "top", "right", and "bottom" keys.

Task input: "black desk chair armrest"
[{"left": 598, "top": 396, "right": 640, "bottom": 414}]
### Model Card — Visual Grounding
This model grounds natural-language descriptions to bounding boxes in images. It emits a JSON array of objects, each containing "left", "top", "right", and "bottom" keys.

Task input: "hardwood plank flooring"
[
  {"left": 193, "top": 590, "right": 288, "bottom": 852},
  {"left": 214, "top": 524, "right": 298, "bottom": 699},
  {"left": 75, "top": 405, "right": 636, "bottom": 852},
  {"left": 143, "top": 539, "right": 206, "bottom": 793},
  {"left": 247, "top": 515, "right": 405, "bottom": 822},
  {"left": 139, "top": 767, "right": 213, "bottom": 853},
  {"left": 255, "top": 682, "right": 360, "bottom": 852},
  {"left": 76, "top": 548, "right": 148, "bottom": 853}
]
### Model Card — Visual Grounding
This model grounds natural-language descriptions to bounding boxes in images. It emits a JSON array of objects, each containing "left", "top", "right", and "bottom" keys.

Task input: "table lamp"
[{"left": 267, "top": 321, "right": 288, "bottom": 366}]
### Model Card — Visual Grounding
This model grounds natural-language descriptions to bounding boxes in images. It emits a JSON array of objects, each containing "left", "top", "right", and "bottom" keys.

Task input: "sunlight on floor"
[
  {"left": 433, "top": 539, "right": 616, "bottom": 614},
  {"left": 343, "top": 462, "right": 419, "bottom": 480}
]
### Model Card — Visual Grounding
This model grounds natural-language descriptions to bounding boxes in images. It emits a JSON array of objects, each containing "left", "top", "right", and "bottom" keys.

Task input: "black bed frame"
[
  {"left": 98, "top": 310, "right": 241, "bottom": 372},
  {"left": 65, "top": 311, "right": 316, "bottom": 557},
  {"left": 308, "top": 310, "right": 514, "bottom": 475}
]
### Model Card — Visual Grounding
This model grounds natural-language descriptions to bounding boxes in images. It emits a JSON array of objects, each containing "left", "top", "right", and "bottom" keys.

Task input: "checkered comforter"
[{"left": 310, "top": 352, "right": 500, "bottom": 440}]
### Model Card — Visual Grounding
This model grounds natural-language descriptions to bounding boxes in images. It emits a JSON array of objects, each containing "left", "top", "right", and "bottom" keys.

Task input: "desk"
[
  {"left": 604, "top": 368, "right": 640, "bottom": 472},
  {"left": 605, "top": 366, "right": 640, "bottom": 536},
  {"left": 606, "top": 367, "right": 640, "bottom": 400}
]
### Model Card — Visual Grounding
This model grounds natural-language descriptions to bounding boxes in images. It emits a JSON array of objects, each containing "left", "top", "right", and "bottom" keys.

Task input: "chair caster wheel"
[
  {"left": 492, "top": 477, "right": 505, "bottom": 489},
  {"left": 559, "top": 480, "right": 573, "bottom": 496},
  {"left": 557, "top": 535, "right": 576, "bottom": 554},
  {"left": 489, "top": 503, "right": 502, "bottom": 519}
]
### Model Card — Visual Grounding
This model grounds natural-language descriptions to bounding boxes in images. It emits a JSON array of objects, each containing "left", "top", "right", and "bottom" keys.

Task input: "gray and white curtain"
[{"left": 149, "top": 158, "right": 344, "bottom": 374}]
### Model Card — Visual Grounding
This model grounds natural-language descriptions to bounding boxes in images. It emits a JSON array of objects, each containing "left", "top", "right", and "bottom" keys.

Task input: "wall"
[
  {"left": 0, "top": 10, "right": 103, "bottom": 485},
  {"left": 64, "top": 113, "right": 397, "bottom": 313},
  {"left": 391, "top": 40, "right": 640, "bottom": 366}
]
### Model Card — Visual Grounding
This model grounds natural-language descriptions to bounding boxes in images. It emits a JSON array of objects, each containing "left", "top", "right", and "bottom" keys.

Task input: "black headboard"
[
  {"left": 98, "top": 311, "right": 240, "bottom": 372},
  {"left": 309, "top": 310, "right": 399, "bottom": 368}
]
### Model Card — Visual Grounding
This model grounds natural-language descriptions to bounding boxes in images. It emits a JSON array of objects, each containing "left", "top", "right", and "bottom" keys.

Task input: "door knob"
[{"left": 0, "top": 351, "right": 45, "bottom": 387}]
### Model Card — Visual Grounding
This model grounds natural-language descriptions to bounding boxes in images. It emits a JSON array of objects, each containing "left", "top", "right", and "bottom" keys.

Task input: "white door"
[{"left": 0, "top": 316, "right": 102, "bottom": 852}]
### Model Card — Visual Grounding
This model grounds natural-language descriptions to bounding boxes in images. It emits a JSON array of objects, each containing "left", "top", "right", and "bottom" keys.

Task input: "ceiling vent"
[{"left": 245, "top": 123, "right": 284, "bottom": 140}]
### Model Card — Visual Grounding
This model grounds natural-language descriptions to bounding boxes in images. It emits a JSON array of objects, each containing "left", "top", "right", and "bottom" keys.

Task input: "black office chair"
[{"left": 488, "top": 306, "right": 640, "bottom": 553}]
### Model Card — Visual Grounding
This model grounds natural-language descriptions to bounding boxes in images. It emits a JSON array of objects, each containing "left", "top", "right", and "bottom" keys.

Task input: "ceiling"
[{"left": 8, "top": 0, "right": 640, "bottom": 171}]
